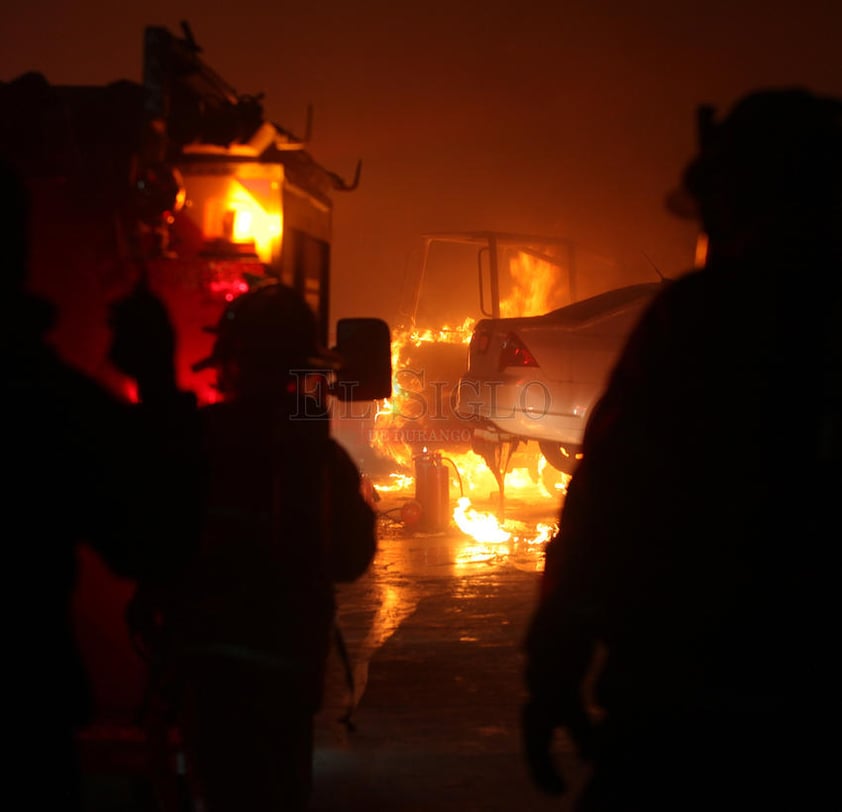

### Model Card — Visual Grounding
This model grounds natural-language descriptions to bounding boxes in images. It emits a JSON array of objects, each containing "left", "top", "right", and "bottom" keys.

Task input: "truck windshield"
[{"left": 401, "top": 233, "right": 577, "bottom": 333}]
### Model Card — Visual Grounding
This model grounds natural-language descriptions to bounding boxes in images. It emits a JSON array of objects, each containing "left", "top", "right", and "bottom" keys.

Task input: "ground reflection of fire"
[{"left": 363, "top": 250, "right": 570, "bottom": 567}]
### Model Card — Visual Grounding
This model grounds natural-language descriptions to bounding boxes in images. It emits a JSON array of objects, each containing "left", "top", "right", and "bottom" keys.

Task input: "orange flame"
[
  {"left": 365, "top": 249, "right": 570, "bottom": 560},
  {"left": 499, "top": 251, "right": 570, "bottom": 318},
  {"left": 368, "top": 318, "right": 475, "bottom": 468},
  {"left": 454, "top": 496, "right": 511, "bottom": 543},
  {"left": 452, "top": 497, "right": 558, "bottom": 570}
]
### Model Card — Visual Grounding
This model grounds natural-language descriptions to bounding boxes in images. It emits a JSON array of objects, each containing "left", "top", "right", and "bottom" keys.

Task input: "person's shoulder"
[
  {"left": 327, "top": 437, "right": 360, "bottom": 467},
  {"left": 34, "top": 348, "right": 125, "bottom": 410},
  {"left": 326, "top": 439, "right": 367, "bottom": 484},
  {"left": 633, "top": 268, "right": 716, "bottom": 335},
  {"left": 195, "top": 400, "right": 241, "bottom": 447},
  {"left": 650, "top": 268, "right": 709, "bottom": 308}
]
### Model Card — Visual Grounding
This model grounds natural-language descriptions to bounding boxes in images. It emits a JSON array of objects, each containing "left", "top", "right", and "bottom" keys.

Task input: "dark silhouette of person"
[
  {"left": 123, "top": 280, "right": 378, "bottom": 811},
  {"left": 521, "top": 87, "right": 841, "bottom": 811},
  {"left": 2, "top": 156, "right": 198, "bottom": 810}
]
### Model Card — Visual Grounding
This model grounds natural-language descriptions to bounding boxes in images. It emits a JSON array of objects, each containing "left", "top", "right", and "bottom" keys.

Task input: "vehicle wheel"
[
  {"left": 538, "top": 441, "right": 581, "bottom": 476},
  {"left": 540, "top": 463, "right": 568, "bottom": 497}
]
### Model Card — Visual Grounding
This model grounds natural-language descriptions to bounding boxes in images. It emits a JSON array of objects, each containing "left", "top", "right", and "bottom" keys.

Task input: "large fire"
[
  {"left": 358, "top": 250, "right": 570, "bottom": 568},
  {"left": 499, "top": 251, "right": 570, "bottom": 318}
]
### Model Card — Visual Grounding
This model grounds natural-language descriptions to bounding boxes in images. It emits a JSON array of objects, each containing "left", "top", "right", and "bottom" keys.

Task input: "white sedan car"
[{"left": 455, "top": 282, "right": 664, "bottom": 474}]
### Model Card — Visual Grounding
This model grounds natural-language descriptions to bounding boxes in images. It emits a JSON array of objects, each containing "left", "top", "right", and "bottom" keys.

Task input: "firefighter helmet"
[
  {"left": 192, "top": 281, "right": 339, "bottom": 384},
  {"left": 666, "top": 87, "right": 842, "bottom": 225}
]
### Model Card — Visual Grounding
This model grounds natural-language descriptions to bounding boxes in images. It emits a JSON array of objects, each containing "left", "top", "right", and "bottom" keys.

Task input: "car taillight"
[{"left": 499, "top": 333, "right": 538, "bottom": 369}]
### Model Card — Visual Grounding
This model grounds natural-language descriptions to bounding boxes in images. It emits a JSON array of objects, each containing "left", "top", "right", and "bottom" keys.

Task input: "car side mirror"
[{"left": 331, "top": 317, "right": 392, "bottom": 401}]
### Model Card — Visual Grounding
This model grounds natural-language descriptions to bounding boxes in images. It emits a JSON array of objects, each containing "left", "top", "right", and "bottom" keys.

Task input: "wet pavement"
[
  {"left": 81, "top": 485, "right": 585, "bottom": 810},
  {"left": 310, "top": 513, "right": 587, "bottom": 811},
  {"left": 311, "top": 482, "right": 581, "bottom": 811}
]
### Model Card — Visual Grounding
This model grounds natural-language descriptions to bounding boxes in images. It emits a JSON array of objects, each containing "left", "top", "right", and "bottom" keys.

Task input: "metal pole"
[{"left": 488, "top": 233, "right": 500, "bottom": 319}]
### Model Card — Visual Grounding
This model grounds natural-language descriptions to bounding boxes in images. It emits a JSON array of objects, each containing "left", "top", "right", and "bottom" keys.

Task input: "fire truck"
[
  {"left": 1, "top": 22, "right": 389, "bottom": 728},
  {"left": 1, "top": 21, "right": 388, "bottom": 405}
]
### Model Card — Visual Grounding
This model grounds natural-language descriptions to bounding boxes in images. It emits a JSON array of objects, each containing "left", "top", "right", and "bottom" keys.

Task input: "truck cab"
[{"left": 2, "top": 22, "right": 386, "bottom": 405}]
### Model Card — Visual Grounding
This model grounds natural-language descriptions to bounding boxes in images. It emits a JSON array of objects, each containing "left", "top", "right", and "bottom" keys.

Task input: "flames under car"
[{"left": 456, "top": 282, "right": 664, "bottom": 474}]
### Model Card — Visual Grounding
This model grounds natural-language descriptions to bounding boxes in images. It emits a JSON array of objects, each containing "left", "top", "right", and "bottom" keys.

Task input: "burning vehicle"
[
  {"left": 353, "top": 231, "right": 646, "bottom": 521},
  {"left": 456, "top": 281, "right": 665, "bottom": 479},
  {"left": 355, "top": 232, "right": 580, "bottom": 468}
]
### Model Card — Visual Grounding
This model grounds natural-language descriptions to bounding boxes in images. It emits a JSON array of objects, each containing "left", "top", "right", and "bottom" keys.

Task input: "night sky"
[{"left": 3, "top": 1, "right": 841, "bottom": 326}]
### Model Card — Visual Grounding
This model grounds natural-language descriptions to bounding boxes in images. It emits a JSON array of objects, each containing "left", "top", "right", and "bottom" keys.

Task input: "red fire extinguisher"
[{"left": 413, "top": 450, "right": 451, "bottom": 533}]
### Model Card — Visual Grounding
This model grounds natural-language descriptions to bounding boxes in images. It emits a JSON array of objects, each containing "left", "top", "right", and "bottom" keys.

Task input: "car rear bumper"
[{"left": 455, "top": 376, "right": 588, "bottom": 446}]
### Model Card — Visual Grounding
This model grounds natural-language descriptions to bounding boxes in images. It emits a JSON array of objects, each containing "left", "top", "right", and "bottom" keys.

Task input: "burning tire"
[{"left": 538, "top": 441, "right": 582, "bottom": 476}]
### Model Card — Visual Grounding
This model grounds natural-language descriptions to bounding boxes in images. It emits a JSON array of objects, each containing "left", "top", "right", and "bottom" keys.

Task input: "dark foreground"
[{"left": 81, "top": 496, "right": 586, "bottom": 810}]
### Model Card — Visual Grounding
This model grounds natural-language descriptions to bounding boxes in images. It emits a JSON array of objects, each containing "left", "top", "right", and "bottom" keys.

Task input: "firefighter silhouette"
[
  {"left": 522, "top": 88, "right": 842, "bottom": 811},
  {"left": 127, "top": 280, "right": 377, "bottom": 811},
  {"left": 2, "top": 156, "right": 197, "bottom": 810}
]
